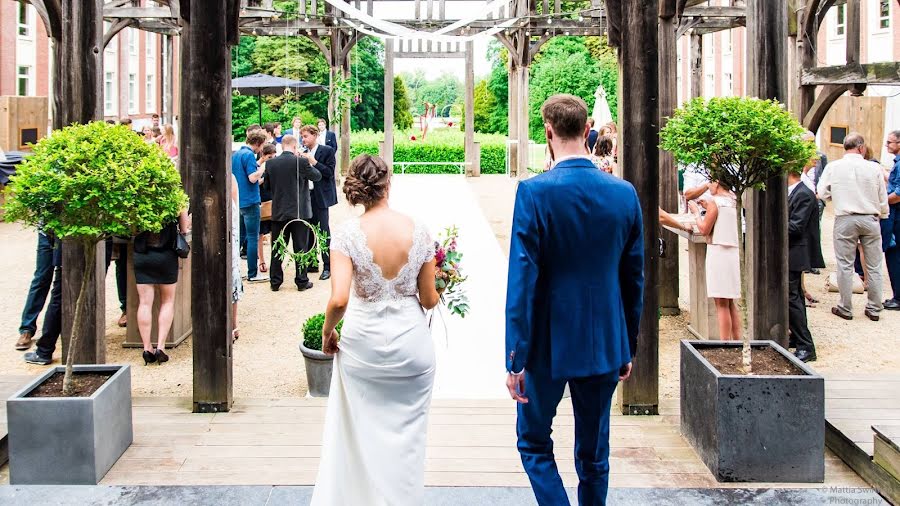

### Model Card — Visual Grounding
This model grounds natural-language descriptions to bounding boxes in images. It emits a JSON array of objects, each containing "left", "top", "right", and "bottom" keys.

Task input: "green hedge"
[{"left": 349, "top": 130, "right": 507, "bottom": 174}]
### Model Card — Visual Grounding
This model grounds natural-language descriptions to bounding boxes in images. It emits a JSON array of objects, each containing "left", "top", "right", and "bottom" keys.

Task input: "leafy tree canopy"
[
  {"left": 3, "top": 122, "right": 188, "bottom": 242},
  {"left": 394, "top": 75, "right": 414, "bottom": 131}
]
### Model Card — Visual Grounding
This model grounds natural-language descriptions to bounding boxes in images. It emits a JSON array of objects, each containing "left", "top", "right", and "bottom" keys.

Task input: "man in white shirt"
[{"left": 817, "top": 133, "right": 890, "bottom": 321}]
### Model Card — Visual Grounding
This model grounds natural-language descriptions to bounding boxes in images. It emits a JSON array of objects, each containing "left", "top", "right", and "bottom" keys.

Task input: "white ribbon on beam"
[{"left": 320, "top": 0, "right": 519, "bottom": 43}]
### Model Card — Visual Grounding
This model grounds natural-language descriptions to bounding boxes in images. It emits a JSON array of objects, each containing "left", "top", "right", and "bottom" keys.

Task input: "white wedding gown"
[{"left": 311, "top": 217, "right": 436, "bottom": 506}]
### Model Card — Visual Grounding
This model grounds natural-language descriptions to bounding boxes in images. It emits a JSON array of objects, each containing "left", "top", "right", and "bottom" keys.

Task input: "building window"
[
  {"left": 723, "top": 30, "right": 733, "bottom": 55},
  {"left": 146, "top": 32, "right": 155, "bottom": 58},
  {"left": 128, "top": 29, "right": 137, "bottom": 56},
  {"left": 880, "top": 0, "right": 891, "bottom": 29},
  {"left": 145, "top": 74, "right": 156, "bottom": 112},
  {"left": 705, "top": 73, "right": 715, "bottom": 98},
  {"left": 836, "top": 5, "right": 846, "bottom": 36},
  {"left": 128, "top": 74, "right": 137, "bottom": 113},
  {"left": 17, "top": 2, "right": 30, "bottom": 37},
  {"left": 105, "top": 72, "right": 116, "bottom": 116},
  {"left": 724, "top": 73, "right": 733, "bottom": 96},
  {"left": 17, "top": 66, "right": 31, "bottom": 96}
]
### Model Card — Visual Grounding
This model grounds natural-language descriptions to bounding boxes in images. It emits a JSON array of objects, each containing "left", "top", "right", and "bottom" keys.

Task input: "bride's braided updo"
[{"left": 344, "top": 154, "right": 391, "bottom": 208}]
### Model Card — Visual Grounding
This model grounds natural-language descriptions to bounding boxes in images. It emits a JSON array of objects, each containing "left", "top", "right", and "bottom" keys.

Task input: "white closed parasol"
[{"left": 592, "top": 85, "right": 613, "bottom": 129}]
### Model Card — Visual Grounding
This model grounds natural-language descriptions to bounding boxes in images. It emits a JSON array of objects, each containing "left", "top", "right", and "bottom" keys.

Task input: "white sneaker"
[{"left": 247, "top": 275, "right": 269, "bottom": 283}]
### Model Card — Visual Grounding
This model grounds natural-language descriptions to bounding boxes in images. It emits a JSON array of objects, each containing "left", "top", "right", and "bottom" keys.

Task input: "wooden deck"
[
  {"left": 825, "top": 374, "right": 900, "bottom": 504},
  {"left": 94, "top": 396, "right": 867, "bottom": 488}
]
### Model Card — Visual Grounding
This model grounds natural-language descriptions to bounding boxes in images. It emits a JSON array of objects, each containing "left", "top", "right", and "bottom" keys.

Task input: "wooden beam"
[
  {"left": 29, "top": 0, "right": 62, "bottom": 40},
  {"left": 383, "top": 39, "right": 395, "bottom": 169},
  {"left": 103, "top": 19, "right": 131, "bottom": 49},
  {"left": 746, "top": 0, "right": 789, "bottom": 348},
  {"left": 56, "top": 0, "right": 106, "bottom": 366},
  {"left": 801, "top": 62, "right": 900, "bottom": 86},
  {"left": 464, "top": 41, "right": 477, "bottom": 177},
  {"left": 606, "top": 0, "right": 623, "bottom": 47},
  {"left": 618, "top": 0, "right": 660, "bottom": 416},
  {"left": 187, "top": 0, "right": 233, "bottom": 413},
  {"left": 681, "top": 5, "right": 745, "bottom": 17},
  {"left": 659, "top": 12, "right": 680, "bottom": 316},
  {"left": 802, "top": 83, "right": 853, "bottom": 132},
  {"left": 394, "top": 52, "right": 467, "bottom": 58},
  {"left": 690, "top": 31, "right": 703, "bottom": 98},
  {"left": 845, "top": 0, "right": 860, "bottom": 66},
  {"left": 104, "top": 6, "right": 171, "bottom": 18}
]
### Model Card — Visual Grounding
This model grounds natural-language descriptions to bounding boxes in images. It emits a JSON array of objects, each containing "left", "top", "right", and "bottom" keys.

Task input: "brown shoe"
[
  {"left": 831, "top": 307, "right": 853, "bottom": 320},
  {"left": 15, "top": 331, "right": 33, "bottom": 351},
  {"left": 117, "top": 313, "right": 128, "bottom": 328},
  {"left": 865, "top": 309, "right": 880, "bottom": 322}
]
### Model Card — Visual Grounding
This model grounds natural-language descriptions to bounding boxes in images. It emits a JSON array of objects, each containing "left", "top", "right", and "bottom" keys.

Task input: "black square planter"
[{"left": 680, "top": 340, "right": 825, "bottom": 483}]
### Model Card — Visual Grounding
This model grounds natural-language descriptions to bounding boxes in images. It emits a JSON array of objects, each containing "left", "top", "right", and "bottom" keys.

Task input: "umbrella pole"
[{"left": 258, "top": 91, "right": 263, "bottom": 124}]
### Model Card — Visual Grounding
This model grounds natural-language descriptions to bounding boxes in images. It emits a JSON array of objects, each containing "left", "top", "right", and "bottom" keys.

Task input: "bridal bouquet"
[{"left": 434, "top": 226, "right": 470, "bottom": 318}]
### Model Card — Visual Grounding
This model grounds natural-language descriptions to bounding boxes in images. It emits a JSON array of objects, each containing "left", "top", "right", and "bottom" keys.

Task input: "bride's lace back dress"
[{"left": 311, "top": 216, "right": 436, "bottom": 506}]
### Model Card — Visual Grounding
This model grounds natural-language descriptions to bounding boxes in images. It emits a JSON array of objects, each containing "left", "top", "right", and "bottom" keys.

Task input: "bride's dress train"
[{"left": 311, "top": 218, "right": 436, "bottom": 506}]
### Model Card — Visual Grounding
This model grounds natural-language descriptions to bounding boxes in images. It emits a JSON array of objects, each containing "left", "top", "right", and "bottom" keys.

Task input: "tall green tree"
[
  {"left": 528, "top": 37, "right": 603, "bottom": 140},
  {"left": 394, "top": 75, "right": 414, "bottom": 131},
  {"left": 350, "top": 37, "right": 385, "bottom": 131},
  {"left": 485, "top": 41, "right": 509, "bottom": 134}
]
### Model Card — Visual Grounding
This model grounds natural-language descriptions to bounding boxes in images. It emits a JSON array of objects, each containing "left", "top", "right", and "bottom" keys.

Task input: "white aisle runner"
[{"left": 389, "top": 175, "right": 509, "bottom": 399}]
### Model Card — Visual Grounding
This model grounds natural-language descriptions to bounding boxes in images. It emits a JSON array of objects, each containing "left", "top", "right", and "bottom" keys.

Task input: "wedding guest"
[
  {"left": 262, "top": 135, "right": 322, "bottom": 291},
  {"left": 317, "top": 118, "right": 338, "bottom": 152},
  {"left": 591, "top": 134, "right": 616, "bottom": 174},
  {"left": 232, "top": 130, "right": 269, "bottom": 283},
  {"left": 817, "top": 133, "right": 889, "bottom": 321},
  {"left": 263, "top": 123, "right": 277, "bottom": 145},
  {"left": 142, "top": 127, "right": 156, "bottom": 144},
  {"left": 882, "top": 130, "right": 900, "bottom": 310},
  {"left": 132, "top": 209, "right": 190, "bottom": 365},
  {"left": 287, "top": 117, "right": 303, "bottom": 138},
  {"left": 158, "top": 124, "right": 179, "bottom": 159},
  {"left": 300, "top": 125, "right": 338, "bottom": 280},
  {"left": 587, "top": 118, "right": 598, "bottom": 153},
  {"left": 151, "top": 113, "right": 161, "bottom": 128},
  {"left": 788, "top": 169, "right": 819, "bottom": 362},
  {"left": 257, "top": 143, "right": 277, "bottom": 275},
  {"left": 274, "top": 123, "right": 284, "bottom": 144},
  {"left": 150, "top": 126, "right": 162, "bottom": 143},
  {"left": 239, "top": 124, "right": 265, "bottom": 259},
  {"left": 231, "top": 174, "right": 244, "bottom": 342},
  {"left": 15, "top": 231, "right": 57, "bottom": 351},
  {"left": 690, "top": 181, "right": 741, "bottom": 340},
  {"left": 23, "top": 240, "right": 62, "bottom": 365}
]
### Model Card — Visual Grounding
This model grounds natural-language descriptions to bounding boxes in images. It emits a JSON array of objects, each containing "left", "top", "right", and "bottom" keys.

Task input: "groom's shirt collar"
[{"left": 552, "top": 154, "right": 592, "bottom": 168}]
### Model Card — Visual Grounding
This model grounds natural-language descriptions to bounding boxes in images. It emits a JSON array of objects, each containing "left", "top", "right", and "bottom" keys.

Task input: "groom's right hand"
[
  {"left": 506, "top": 372, "right": 528, "bottom": 404},
  {"left": 619, "top": 362, "right": 633, "bottom": 382}
]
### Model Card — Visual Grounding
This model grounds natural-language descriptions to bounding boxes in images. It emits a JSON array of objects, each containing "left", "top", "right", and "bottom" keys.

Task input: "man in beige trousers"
[{"left": 817, "top": 133, "right": 890, "bottom": 321}]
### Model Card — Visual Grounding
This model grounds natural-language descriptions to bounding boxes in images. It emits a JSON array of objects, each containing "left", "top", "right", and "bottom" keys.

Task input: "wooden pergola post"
[
  {"left": 610, "top": 0, "right": 660, "bottom": 415},
  {"left": 43, "top": 0, "right": 108, "bottom": 364},
  {"left": 464, "top": 41, "right": 477, "bottom": 176},
  {"left": 746, "top": 0, "right": 789, "bottom": 347},
  {"left": 383, "top": 38, "right": 395, "bottom": 169},
  {"left": 184, "top": 0, "right": 237, "bottom": 413},
  {"left": 658, "top": 3, "right": 680, "bottom": 316}
]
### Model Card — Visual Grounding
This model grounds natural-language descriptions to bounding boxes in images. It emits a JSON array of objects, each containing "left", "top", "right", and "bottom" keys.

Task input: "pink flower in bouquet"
[{"left": 434, "top": 245, "right": 447, "bottom": 266}]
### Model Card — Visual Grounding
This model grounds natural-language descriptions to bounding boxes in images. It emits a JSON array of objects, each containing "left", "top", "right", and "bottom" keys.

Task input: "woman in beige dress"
[{"left": 690, "top": 181, "right": 742, "bottom": 340}]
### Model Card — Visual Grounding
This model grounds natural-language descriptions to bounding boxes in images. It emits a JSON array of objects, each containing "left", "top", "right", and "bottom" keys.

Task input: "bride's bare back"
[{"left": 358, "top": 209, "right": 416, "bottom": 281}]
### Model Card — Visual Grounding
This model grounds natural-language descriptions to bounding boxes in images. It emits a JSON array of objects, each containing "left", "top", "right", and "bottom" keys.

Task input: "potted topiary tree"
[
  {"left": 299, "top": 313, "right": 343, "bottom": 397},
  {"left": 660, "top": 97, "right": 825, "bottom": 483},
  {"left": 2, "top": 121, "right": 188, "bottom": 484}
]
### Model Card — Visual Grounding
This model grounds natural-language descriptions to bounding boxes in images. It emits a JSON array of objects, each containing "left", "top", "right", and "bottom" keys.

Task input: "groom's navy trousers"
[{"left": 518, "top": 368, "right": 619, "bottom": 506}]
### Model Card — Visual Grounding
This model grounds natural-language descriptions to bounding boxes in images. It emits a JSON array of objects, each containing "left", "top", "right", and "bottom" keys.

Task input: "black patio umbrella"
[{"left": 231, "top": 73, "right": 327, "bottom": 124}]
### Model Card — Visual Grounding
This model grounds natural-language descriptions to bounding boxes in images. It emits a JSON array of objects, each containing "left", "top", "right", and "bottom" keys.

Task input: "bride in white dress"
[{"left": 311, "top": 154, "right": 442, "bottom": 506}]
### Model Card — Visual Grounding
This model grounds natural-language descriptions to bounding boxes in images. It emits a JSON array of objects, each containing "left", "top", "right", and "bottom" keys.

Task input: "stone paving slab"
[{"left": 0, "top": 485, "right": 889, "bottom": 505}]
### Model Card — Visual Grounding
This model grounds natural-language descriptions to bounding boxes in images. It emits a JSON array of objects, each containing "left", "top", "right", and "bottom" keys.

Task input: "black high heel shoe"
[
  {"left": 143, "top": 350, "right": 157, "bottom": 366},
  {"left": 155, "top": 349, "right": 169, "bottom": 364}
]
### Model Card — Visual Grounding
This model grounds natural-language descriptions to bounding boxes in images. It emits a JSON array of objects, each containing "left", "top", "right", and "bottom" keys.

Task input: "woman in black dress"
[{"left": 133, "top": 210, "right": 190, "bottom": 365}]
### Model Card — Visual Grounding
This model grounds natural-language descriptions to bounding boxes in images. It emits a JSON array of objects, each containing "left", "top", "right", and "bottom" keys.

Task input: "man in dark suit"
[
  {"left": 505, "top": 95, "right": 644, "bottom": 505},
  {"left": 788, "top": 169, "right": 819, "bottom": 362},
  {"left": 261, "top": 135, "right": 322, "bottom": 291},
  {"left": 299, "top": 125, "right": 338, "bottom": 280},
  {"left": 586, "top": 118, "right": 598, "bottom": 153},
  {"left": 316, "top": 118, "right": 338, "bottom": 152}
]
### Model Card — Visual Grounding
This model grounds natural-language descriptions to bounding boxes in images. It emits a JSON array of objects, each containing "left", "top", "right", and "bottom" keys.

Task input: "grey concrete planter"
[
  {"left": 680, "top": 340, "right": 824, "bottom": 483},
  {"left": 6, "top": 364, "right": 133, "bottom": 485},
  {"left": 299, "top": 342, "right": 333, "bottom": 397}
]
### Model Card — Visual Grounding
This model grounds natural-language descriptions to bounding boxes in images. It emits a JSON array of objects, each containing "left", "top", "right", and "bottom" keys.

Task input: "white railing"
[{"left": 392, "top": 161, "right": 471, "bottom": 175}]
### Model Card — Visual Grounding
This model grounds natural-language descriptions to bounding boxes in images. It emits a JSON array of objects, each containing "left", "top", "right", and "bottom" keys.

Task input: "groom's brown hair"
[{"left": 541, "top": 94, "right": 589, "bottom": 141}]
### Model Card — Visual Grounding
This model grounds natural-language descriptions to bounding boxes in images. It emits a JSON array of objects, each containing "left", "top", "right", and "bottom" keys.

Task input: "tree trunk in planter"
[{"left": 63, "top": 241, "right": 99, "bottom": 395}]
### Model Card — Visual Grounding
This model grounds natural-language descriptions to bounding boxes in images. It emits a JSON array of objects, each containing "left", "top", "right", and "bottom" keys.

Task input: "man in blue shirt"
[
  {"left": 884, "top": 131, "right": 900, "bottom": 309},
  {"left": 233, "top": 131, "right": 268, "bottom": 282}
]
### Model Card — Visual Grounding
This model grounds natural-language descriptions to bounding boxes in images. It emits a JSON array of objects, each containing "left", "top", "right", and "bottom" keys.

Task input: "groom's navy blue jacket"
[{"left": 505, "top": 157, "right": 644, "bottom": 379}]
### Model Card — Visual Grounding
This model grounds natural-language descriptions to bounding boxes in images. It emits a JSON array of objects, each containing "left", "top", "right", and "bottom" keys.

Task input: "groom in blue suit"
[{"left": 505, "top": 94, "right": 644, "bottom": 506}]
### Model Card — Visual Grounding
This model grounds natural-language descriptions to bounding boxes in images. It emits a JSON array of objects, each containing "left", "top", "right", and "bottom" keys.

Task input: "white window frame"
[
  {"left": 146, "top": 32, "right": 156, "bottom": 58},
  {"left": 128, "top": 28, "right": 138, "bottom": 56},
  {"left": 145, "top": 74, "right": 156, "bottom": 112},
  {"left": 105, "top": 71, "right": 117, "bottom": 116},
  {"left": 835, "top": 4, "right": 846, "bottom": 37},
  {"left": 17, "top": 66, "right": 32, "bottom": 96},
  {"left": 724, "top": 72, "right": 733, "bottom": 96},
  {"left": 879, "top": 0, "right": 891, "bottom": 30},
  {"left": 723, "top": 30, "right": 733, "bottom": 55},
  {"left": 17, "top": 2, "right": 32, "bottom": 38},
  {"left": 128, "top": 73, "right": 137, "bottom": 114}
]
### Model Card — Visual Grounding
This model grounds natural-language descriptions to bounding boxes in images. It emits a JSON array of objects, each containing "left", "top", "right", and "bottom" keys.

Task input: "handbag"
[
  {"left": 260, "top": 200, "right": 272, "bottom": 221},
  {"left": 825, "top": 272, "right": 864, "bottom": 294},
  {"left": 173, "top": 224, "right": 190, "bottom": 259}
]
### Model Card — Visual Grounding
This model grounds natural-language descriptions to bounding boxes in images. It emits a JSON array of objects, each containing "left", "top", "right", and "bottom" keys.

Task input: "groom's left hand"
[{"left": 506, "top": 372, "right": 528, "bottom": 404}]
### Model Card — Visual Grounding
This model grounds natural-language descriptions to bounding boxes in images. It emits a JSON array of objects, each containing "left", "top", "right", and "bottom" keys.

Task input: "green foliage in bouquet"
[
  {"left": 435, "top": 226, "right": 470, "bottom": 318},
  {"left": 3, "top": 121, "right": 188, "bottom": 395},
  {"left": 302, "top": 313, "right": 344, "bottom": 351}
]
